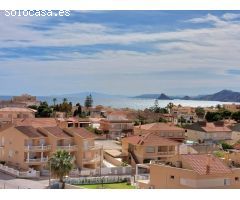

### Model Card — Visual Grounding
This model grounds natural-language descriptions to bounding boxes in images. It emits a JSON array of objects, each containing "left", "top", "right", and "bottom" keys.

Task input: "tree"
[
  {"left": 49, "top": 150, "right": 74, "bottom": 189},
  {"left": 84, "top": 94, "right": 93, "bottom": 108},
  {"left": 63, "top": 98, "right": 68, "bottom": 104},
  {"left": 166, "top": 102, "right": 174, "bottom": 113},
  {"left": 53, "top": 98, "right": 57, "bottom": 106},
  {"left": 232, "top": 111, "right": 240, "bottom": 122},
  {"left": 205, "top": 111, "right": 223, "bottom": 122},
  {"left": 195, "top": 107, "right": 205, "bottom": 119},
  {"left": 37, "top": 102, "right": 52, "bottom": 117}
]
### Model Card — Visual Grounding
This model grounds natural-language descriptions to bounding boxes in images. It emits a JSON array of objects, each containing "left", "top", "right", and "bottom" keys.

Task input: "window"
[
  {"left": 145, "top": 146, "right": 155, "bottom": 153},
  {"left": 170, "top": 175, "right": 175, "bottom": 180},
  {"left": 235, "top": 177, "right": 239, "bottom": 181},
  {"left": 158, "top": 146, "right": 168, "bottom": 152}
]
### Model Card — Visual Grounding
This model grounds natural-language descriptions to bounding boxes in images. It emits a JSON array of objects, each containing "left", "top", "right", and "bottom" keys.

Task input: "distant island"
[{"left": 133, "top": 90, "right": 240, "bottom": 102}]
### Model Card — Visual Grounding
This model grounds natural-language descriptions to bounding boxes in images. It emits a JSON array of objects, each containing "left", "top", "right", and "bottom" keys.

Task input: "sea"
[{"left": 40, "top": 96, "right": 240, "bottom": 110}]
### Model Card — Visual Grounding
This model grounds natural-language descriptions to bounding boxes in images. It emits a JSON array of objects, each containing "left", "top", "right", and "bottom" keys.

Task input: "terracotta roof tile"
[
  {"left": 135, "top": 123, "right": 184, "bottom": 132},
  {"left": 44, "top": 127, "right": 73, "bottom": 138},
  {"left": 16, "top": 126, "right": 46, "bottom": 138},
  {"left": 123, "top": 133, "right": 179, "bottom": 146},
  {"left": 181, "top": 154, "right": 232, "bottom": 175},
  {"left": 66, "top": 128, "right": 96, "bottom": 139}
]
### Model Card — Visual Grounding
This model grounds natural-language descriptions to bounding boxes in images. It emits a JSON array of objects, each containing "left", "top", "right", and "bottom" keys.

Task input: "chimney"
[{"left": 206, "top": 154, "right": 211, "bottom": 175}]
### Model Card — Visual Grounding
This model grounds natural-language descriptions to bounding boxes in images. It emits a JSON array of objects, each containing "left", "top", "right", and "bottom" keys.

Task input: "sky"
[{"left": 1, "top": 10, "right": 240, "bottom": 96}]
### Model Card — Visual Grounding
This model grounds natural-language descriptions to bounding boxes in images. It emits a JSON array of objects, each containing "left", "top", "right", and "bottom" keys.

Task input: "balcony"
[
  {"left": 57, "top": 145, "right": 78, "bottom": 151},
  {"left": 25, "top": 157, "right": 48, "bottom": 165},
  {"left": 24, "top": 145, "right": 51, "bottom": 152},
  {"left": 157, "top": 151, "right": 176, "bottom": 155}
]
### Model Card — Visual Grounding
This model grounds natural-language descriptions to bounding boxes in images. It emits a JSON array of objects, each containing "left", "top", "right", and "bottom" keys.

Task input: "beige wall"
[
  {"left": 186, "top": 129, "right": 232, "bottom": 142},
  {"left": 0, "top": 127, "right": 28, "bottom": 169},
  {"left": 139, "top": 164, "right": 240, "bottom": 189}
]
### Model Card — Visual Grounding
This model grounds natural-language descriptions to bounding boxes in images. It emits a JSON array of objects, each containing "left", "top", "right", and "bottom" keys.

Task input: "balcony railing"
[
  {"left": 157, "top": 151, "right": 175, "bottom": 155},
  {"left": 25, "top": 157, "right": 48, "bottom": 164},
  {"left": 57, "top": 145, "right": 78, "bottom": 151},
  {"left": 24, "top": 145, "right": 51, "bottom": 151}
]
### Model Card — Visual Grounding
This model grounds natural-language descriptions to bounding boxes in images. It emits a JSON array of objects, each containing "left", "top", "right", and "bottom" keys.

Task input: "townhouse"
[
  {"left": 186, "top": 121, "right": 232, "bottom": 143},
  {"left": 137, "top": 154, "right": 240, "bottom": 189},
  {"left": 134, "top": 122, "right": 186, "bottom": 142},
  {"left": 100, "top": 111, "right": 134, "bottom": 139},
  {"left": 121, "top": 132, "right": 180, "bottom": 167},
  {"left": 0, "top": 125, "right": 102, "bottom": 172}
]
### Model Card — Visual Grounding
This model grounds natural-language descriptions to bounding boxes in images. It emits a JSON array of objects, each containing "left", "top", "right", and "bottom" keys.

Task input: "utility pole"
[
  {"left": 49, "top": 160, "right": 51, "bottom": 188},
  {"left": 99, "top": 145, "right": 103, "bottom": 188}
]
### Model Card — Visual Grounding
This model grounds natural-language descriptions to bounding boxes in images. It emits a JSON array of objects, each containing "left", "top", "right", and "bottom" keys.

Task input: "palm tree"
[
  {"left": 53, "top": 98, "right": 57, "bottom": 106},
  {"left": 49, "top": 150, "right": 74, "bottom": 189},
  {"left": 63, "top": 98, "right": 68, "bottom": 103}
]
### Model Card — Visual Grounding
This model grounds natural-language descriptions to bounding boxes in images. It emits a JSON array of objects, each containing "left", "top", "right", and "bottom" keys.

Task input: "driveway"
[
  {"left": 0, "top": 171, "right": 49, "bottom": 189},
  {"left": 95, "top": 140, "right": 122, "bottom": 150}
]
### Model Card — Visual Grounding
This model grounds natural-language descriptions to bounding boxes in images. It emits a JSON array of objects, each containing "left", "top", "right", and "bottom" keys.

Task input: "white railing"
[
  {"left": 157, "top": 151, "right": 175, "bottom": 155},
  {"left": 24, "top": 145, "right": 51, "bottom": 151},
  {"left": 25, "top": 157, "right": 48, "bottom": 163},
  {"left": 0, "top": 164, "right": 40, "bottom": 178},
  {"left": 57, "top": 145, "right": 78, "bottom": 151},
  {"left": 135, "top": 174, "right": 150, "bottom": 181}
]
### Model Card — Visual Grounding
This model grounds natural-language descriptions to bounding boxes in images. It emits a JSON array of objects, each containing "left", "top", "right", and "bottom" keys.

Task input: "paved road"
[{"left": 0, "top": 171, "right": 49, "bottom": 189}]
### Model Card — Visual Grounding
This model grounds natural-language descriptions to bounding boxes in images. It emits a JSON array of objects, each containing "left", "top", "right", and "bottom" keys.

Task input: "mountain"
[
  {"left": 157, "top": 93, "right": 172, "bottom": 100},
  {"left": 133, "top": 94, "right": 160, "bottom": 99},
  {"left": 195, "top": 90, "right": 240, "bottom": 102},
  {"left": 182, "top": 96, "right": 192, "bottom": 100}
]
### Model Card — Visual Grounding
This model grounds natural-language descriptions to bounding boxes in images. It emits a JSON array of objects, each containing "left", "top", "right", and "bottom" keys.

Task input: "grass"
[{"left": 79, "top": 182, "right": 136, "bottom": 189}]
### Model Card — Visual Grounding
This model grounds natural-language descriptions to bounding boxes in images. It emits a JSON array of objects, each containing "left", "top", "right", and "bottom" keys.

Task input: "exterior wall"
[
  {"left": 142, "top": 164, "right": 240, "bottom": 189},
  {"left": 186, "top": 129, "right": 232, "bottom": 142},
  {"left": 0, "top": 111, "right": 35, "bottom": 120},
  {"left": 0, "top": 127, "right": 27, "bottom": 169},
  {"left": 100, "top": 120, "right": 134, "bottom": 139},
  {"left": 122, "top": 140, "right": 178, "bottom": 165}
]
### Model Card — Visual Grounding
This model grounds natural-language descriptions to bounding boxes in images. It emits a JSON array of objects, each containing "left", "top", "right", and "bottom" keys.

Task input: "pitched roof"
[
  {"left": 123, "top": 132, "right": 179, "bottom": 146},
  {"left": 230, "top": 123, "right": 240, "bottom": 132},
  {"left": 186, "top": 122, "right": 232, "bottom": 133},
  {"left": 0, "top": 107, "right": 36, "bottom": 113},
  {"left": 66, "top": 128, "right": 96, "bottom": 139},
  {"left": 181, "top": 154, "right": 232, "bottom": 175},
  {"left": 135, "top": 123, "right": 184, "bottom": 132},
  {"left": 15, "top": 126, "right": 47, "bottom": 138},
  {"left": 14, "top": 118, "right": 58, "bottom": 128},
  {"left": 44, "top": 127, "right": 73, "bottom": 138}
]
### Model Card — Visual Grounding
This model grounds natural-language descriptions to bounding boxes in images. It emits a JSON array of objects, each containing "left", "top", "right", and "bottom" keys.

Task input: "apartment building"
[
  {"left": 137, "top": 154, "right": 240, "bottom": 189},
  {"left": 0, "top": 107, "right": 36, "bottom": 122},
  {"left": 0, "top": 126, "right": 50, "bottom": 171},
  {"left": 12, "top": 94, "right": 40, "bottom": 107},
  {"left": 186, "top": 121, "right": 232, "bottom": 143},
  {"left": 122, "top": 132, "right": 180, "bottom": 167},
  {"left": 134, "top": 123, "right": 186, "bottom": 142},
  {"left": 171, "top": 106, "right": 197, "bottom": 123},
  {"left": 223, "top": 103, "right": 240, "bottom": 112},
  {"left": 100, "top": 111, "right": 134, "bottom": 139},
  {"left": 0, "top": 126, "right": 102, "bottom": 172}
]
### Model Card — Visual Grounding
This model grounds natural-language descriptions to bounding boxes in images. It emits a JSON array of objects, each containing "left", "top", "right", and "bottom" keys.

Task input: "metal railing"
[
  {"left": 24, "top": 145, "right": 51, "bottom": 151},
  {"left": 57, "top": 145, "right": 78, "bottom": 151},
  {"left": 25, "top": 157, "right": 48, "bottom": 163}
]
